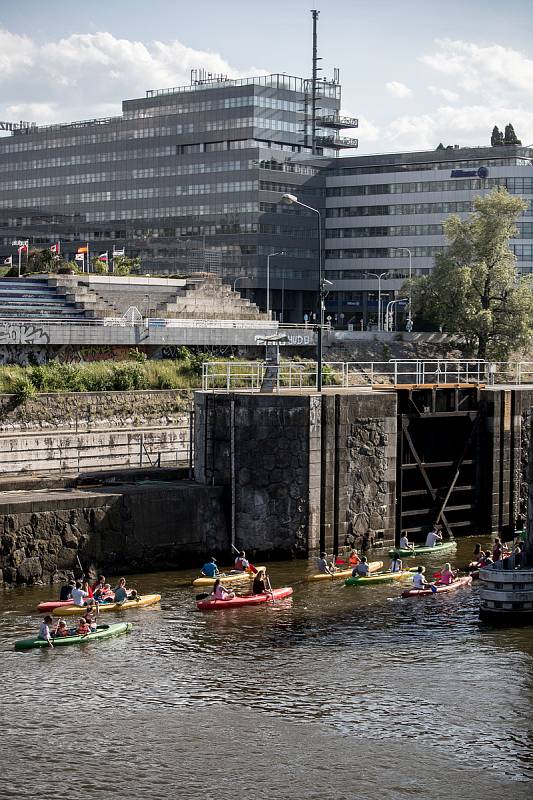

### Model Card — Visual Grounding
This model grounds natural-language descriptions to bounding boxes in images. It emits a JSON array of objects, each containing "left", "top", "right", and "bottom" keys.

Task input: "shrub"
[{"left": 11, "top": 376, "right": 37, "bottom": 403}]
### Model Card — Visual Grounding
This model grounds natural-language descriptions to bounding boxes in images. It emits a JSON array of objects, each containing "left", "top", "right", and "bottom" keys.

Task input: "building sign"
[{"left": 450, "top": 166, "right": 489, "bottom": 179}]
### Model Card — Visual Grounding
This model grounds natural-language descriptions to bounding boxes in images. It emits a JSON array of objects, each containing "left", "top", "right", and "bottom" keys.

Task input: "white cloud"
[
  {"left": 420, "top": 39, "right": 533, "bottom": 100},
  {"left": 385, "top": 81, "right": 412, "bottom": 98},
  {"left": 0, "top": 28, "right": 266, "bottom": 125},
  {"left": 428, "top": 85, "right": 459, "bottom": 103}
]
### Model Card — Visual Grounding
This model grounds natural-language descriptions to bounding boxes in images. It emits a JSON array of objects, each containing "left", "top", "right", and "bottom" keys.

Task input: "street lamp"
[
  {"left": 266, "top": 251, "right": 285, "bottom": 318},
  {"left": 280, "top": 193, "right": 324, "bottom": 391},
  {"left": 393, "top": 247, "right": 412, "bottom": 329},
  {"left": 363, "top": 271, "right": 390, "bottom": 331},
  {"left": 384, "top": 298, "right": 408, "bottom": 332},
  {"left": 233, "top": 276, "right": 250, "bottom": 293}
]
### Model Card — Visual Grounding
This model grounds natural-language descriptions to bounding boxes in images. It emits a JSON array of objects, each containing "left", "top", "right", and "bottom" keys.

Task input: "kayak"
[
  {"left": 307, "top": 560, "right": 383, "bottom": 582},
  {"left": 344, "top": 570, "right": 413, "bottom": 587},
  {"left": 388, "top": 541, "right": 457, "bottom": 558},
  {"left": 14, "top": 622, "right": 132, "bottom": 651},
  {"left": 401, "top": 575, "right": 473, "bottom": 598},
  {"left": 37, "top": 599, "right": 75, "bottom": 613},
  {"left": 197, "top": 587, "right": 293, "bottom": 610},
  {"left": 193, "top": 568, "right": 266, "bottom": 588},
  {"left": 52, "top": 593, "right": 161, "bottom": 616}
]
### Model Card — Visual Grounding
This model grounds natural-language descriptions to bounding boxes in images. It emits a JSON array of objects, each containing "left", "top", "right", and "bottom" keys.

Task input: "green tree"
[
  {"left": 491, "top": 125, "right": 503, "bottom": 146},
  {"left": 112, "top": 255, "right": 141, "bottom": 276},
  {"left": 23, "top": 247, "right": 63, "bottom": 274},
  {"left": 411, "top": 188, "right": 533, "bottom": 359},
  {"left": 503, "top": 123, "right": 522, "bottom": 145}
]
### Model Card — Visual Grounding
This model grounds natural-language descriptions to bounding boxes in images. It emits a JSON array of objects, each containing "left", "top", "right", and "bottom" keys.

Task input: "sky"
[{"left": 0, "top": 0, "right": 532, "bottom": 154}]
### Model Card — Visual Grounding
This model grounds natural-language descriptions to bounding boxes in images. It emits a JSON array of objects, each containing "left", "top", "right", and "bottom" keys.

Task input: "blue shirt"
[
  {"left": 114, "top": 586, "right": 128, "bottom": 603},
  {"left": 202, "top": 562, "right": 218, "bottom": 577}
]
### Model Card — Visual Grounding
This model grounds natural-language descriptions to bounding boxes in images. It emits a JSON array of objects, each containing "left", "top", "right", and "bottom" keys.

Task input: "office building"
[{"left": 324, "top": 145, "right": 533, "bottom": 327}]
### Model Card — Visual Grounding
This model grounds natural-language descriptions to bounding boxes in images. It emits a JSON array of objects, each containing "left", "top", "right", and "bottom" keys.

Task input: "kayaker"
[
  {"left": 389, "top": 553, "right": 403, "bottom": 573},
  {"left": 76, "top": 617, "right": 91, "bottom": 636},
  {"left": 201, "top": 557, "right": 219, "bottom": 578},
  {"left": 399, "top": 532, "right": 414, "bottom": 551},
  {"left": 317, "top": 552, "right": 334, "bottom": 575},
  {"left": 83, "top": 608, "right": 98, "bottom": 632},
  {"left": 59, "top": 580, "right": 76, "bottom": 602},
  {"left": 212, "top": 578, "right": 235, "bottom": 601},
  {"left": 92, "top": 575, "right": 106, "bottom": 593},
  {"left": 425, "top": 526, "right": 443, "bottom": 547},
  {"left": 348, "top": 549, "right": 360, "bottom": 566},
  {"left": 412, "top": 566, "right": 432, "bottom": 590},
  {"left": 82, "top": 578, "right": 94, "bottom": 598},
  {"left": 439, "top": 563, "right": 456, "bottom": 585},
  {"left": 353, "top": 556, "right": 370, "bottom": 577},
  {"left": 38, "top": 615, "right": 54, "bottom": 648},
  {"left": 94, "top": 583, "right": 114, "bottom": 603},
  {"left": 55, "top": 620, "right": 70, "bottom": 638},
  {"left": 234, "top": 551, "right": 250, "bottom": 571},
  {"left": 252, "top": 568, "right": 269, "bottom": 595},
  {"left": 113, "top": 578, "right": 129, "bottom": 604},
  {"left": 478, "top": 552, "right": 493, "bottom": 568},
  {"left": 71, "top": 580, "right": 90, "bottom": 607}
]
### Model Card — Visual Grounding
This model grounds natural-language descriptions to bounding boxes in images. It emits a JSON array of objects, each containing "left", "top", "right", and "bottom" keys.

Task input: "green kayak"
[
  {"left": 388, "top": 541, "right": 457, "bottom": 558},
  {"left": 14, "top": 622, "right": 132, "bottom": 651},
  {"left": 344, "top": 570, "right": 412, "bottom": 587}
]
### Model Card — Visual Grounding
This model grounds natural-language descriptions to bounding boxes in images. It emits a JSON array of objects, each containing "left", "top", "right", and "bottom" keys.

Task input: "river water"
[{"left": 1, "top": 537, "right": 531, "bottom": 800}]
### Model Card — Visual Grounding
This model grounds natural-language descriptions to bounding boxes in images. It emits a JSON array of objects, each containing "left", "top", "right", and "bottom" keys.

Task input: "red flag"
[
  {"left": 50, "top": 243, "right": 60, "bottom": 254},
  {"left": 17, "top": 244, "right": 28, "bottom": 254}
]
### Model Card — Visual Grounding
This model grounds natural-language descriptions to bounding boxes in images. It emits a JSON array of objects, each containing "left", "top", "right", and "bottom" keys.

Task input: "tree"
[
  {"left": 411, "top": 188, "right": 533, "bottom": 360},
  {"left": 112, "top": 255, "right": 141, "bottom": 276},
  {"left": 491, "top": 125, "right": 504, "bottom": 146},
  {"left": 503, "top": 123, "right": 522, "bottom": 145},
  {"left": 436, "top": 143, "right": 445, "bottom": 151}
]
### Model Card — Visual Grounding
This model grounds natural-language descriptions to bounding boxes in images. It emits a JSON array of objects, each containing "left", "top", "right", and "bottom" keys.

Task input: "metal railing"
[{"left": 202, "top": 359, "right": 533, "bottom": 391}]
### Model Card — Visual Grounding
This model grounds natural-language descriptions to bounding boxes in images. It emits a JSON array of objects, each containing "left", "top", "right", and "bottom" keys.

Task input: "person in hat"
[{"left": 201, "top": 557, "right": 219, "bottom": 578}]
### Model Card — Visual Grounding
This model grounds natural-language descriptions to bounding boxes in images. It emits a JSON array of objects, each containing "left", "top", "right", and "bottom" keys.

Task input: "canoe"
[
  {"left": 388, "top": 541, "right": 457, "bottom": 558},
  {"left": 197, "top": 587, "right": 293, "bottom": 610},
  {"left": 14, "top": 622, "right": 132, "bottom": 651},
  {"left": 307, "top": 560, "right": 383, "bottom": 582},
  {"left": 401, "top": 575, "right": 473, "bottom": 598},
  {"left": 193, "top": 568, "right": 266, "bottom": 588},
  {"left": 52, "top": 593, "right": 161, "bottom": 616},
  {"left": 37, "top": 599, "right": 75, "bottom": 613},
  {"left": 344, "top": 569, "right": 413, "bottom": 587}
]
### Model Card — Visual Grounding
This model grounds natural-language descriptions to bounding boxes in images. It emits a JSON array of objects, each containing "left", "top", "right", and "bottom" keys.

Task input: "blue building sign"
[{"left": 450, "top": 166, "right": 489, "bottom": 179}]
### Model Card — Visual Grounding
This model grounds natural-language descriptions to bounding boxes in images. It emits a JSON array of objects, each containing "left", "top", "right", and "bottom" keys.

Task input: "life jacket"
[{"left": 349, "top": 554, "right": 360, "bottom": 566}]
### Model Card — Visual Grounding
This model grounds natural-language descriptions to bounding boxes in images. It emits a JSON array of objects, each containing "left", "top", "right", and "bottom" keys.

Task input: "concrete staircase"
[
  {"left": 162, "top": 273, "right": 267, "bottom": 320},
  {"left": 47, "top": 276, "right": 120, "bottom": 319}
]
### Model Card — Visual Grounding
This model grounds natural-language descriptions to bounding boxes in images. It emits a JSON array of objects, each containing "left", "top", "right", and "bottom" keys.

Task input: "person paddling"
[
  {"left": 317, "top": 552, "right": 335, "bottom": 575},
  {"left": 113, "top": 577, "right": 130, "bottom": 604},
  {"left": 201, "top": 557, "right": 219, "bottom": 578},
  {"left": 412, "top": 566, "right": 432, "bottom": 590},
  {"left": 212, "top": 578, "right": 235, "bottom": 601},
  {"left": 439, "top": 563, "right": 456, "bottom": 585},
  {"left": 399, "top": 532, "right": 414, "bottom": 551},
  {"left": 353, "top": 556, "right": 370, "bottom": 577},
  {"left": 390, "top": 553, "right": 403, "bottom": 573},
  {"left": 38, "top": 615, "right": 55, "bottom": 648},
  {"left": 252, "top": 568, "right": 270, "bottom": 595},
  {"left": 71, "top": 580, "right": 89, "bottom": 608},
  {"left": 425, "top": 526, "right": 443, "bottom": 547}
]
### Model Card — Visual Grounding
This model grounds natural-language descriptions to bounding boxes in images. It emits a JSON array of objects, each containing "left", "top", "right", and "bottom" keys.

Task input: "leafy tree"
[
  {"left": 503, "top": 123, "right": 522, "bottom": 145},
  {"left": 22, "top": 248, "right": 63, "bottom": 274},
  {"left": 112, "top": 255, "right": 141, "bottom": 276},
  {"left": 411, "top": 188, "right": 533, "bottom": 359},
  {"left": 436, "top": 143, "right": 445, "bottom": 150},
  {"left": 491, "top": 125, "right": 503, "bottom": 146}
]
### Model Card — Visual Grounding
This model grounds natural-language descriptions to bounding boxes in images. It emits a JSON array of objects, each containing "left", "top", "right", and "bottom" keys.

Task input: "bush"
[{"left": 11, "top": 376, "right": 37, "bottom": 403}]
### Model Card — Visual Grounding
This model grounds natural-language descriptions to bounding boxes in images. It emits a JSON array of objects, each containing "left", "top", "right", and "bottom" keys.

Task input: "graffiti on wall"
[
  {"left": 0, "top": 323, "right": 50, "bottom": 345},
  {"left": 58, "top": 345, "right": 135, "bottom": 363}
]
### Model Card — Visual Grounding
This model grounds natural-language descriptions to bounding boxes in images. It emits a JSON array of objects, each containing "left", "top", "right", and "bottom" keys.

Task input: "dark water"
[{"left": 1, "top": 538, "right": 532, "bottom": 800}]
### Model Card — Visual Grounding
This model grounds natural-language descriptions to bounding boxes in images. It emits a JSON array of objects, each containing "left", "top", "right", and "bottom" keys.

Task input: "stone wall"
[{"left": 0, "top": 481, "right": 227, "bottom": 586}]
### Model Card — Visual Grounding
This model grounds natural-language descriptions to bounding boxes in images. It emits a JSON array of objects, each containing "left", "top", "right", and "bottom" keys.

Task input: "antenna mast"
[{"left": 311, "top": 9, "right": 321, "bottom": 155}]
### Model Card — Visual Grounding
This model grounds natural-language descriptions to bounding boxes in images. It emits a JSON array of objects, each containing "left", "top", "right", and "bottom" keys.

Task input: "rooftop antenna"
[{"left": 311, "top": 9, "right": 322, "bottom": 155}]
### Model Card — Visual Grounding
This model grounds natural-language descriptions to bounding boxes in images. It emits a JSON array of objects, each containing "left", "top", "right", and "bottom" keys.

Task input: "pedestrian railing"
[{"left": 202, "top": 360, "right": 533, "bottom": 391}]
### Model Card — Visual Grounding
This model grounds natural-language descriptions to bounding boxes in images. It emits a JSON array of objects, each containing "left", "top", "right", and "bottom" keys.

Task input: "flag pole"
[
  {"left": 86, "top": 241, "right": 90, "bottom": 274},
  {"left": 18, "top": 248, "right": 21, "bottom": 278}
]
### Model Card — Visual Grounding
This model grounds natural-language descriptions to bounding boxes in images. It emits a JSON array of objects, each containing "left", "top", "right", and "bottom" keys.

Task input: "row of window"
[
  {"left": 325, "top": 246, "right": 443, "bottom": 259},
  {"left": 326, "top": 177, "right": 533, "bottom": 198},
  {"left": 124, "top": 94, "right": 337, "bottom": 119},
  {"left": 84, "top": 203, "right": 259, "bottom": 222},
  {"left": 326, "top": 222, "right": 533, "bottom": 239},
  {"left": 327, "top": 157, "right": 532, "bottom": 177},
  {"left": 326, "top": 200, "right": 533, "bottom": 218},
  {"left": 325, "top": 269, "right": 432, "bottom": 279}
]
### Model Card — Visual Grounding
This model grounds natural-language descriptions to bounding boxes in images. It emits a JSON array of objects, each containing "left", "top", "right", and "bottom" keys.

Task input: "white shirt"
[
  {"left": 38, "top": 622, "right": 51, "bottom": 641},
  {"left": 71, "top": 587, "right": 88, "bottom": 606},
  {"left": 390, "top": 559, "right": 402, "bottom": 573},
  {"left": 399, "top": 536, "right": 410, "bottom": 549},
  {"left": 412, "top": 573, "right": 426, "bottom": 589},
  {"left": 425, "top": 531, "right": 440, "bottom": 547}
]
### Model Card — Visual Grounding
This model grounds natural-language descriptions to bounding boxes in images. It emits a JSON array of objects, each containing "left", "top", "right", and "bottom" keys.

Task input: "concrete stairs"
[
  {"left": 162, "top": 273, "right": 268, "bottom": 321},
  {"left": 47, "top": 276, "right": 120, "bottom": 319}
]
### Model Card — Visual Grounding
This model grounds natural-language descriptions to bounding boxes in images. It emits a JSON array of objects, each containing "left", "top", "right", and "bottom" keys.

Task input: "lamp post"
[
  {"left": 363, "top": 271, "right": 390, "bottom": 331},
  {"left": 233, "top": 276, "right": 250, "bottom": 293},
  {"left": 280, "top": 193, "right": 323, "bottom": 391},
  {"left": 384, "top": 298, "right": 408, "bottom": 332},
  {"left": 393, "top": 247, "right": 412, "bottom": 329},
  {"left": 266, "top": 251, "right": 285, "bottom": 318}
]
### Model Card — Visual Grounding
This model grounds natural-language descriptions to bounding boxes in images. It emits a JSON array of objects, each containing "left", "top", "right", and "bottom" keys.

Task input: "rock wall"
[{"left": 0, "top": 481, "right": 227, "bottom": 586}]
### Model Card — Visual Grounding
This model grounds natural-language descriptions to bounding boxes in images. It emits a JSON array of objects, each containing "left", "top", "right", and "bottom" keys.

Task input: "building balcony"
[
  {"left": 316, "top": 114, "right": 359, "bottom": 130},
  {"left": 316, "top": 135, "right": 359, "bottom": 150}
]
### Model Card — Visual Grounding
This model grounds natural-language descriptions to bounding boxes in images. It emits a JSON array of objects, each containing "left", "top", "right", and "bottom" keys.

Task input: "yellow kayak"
[
  {"left": 52, "top": 593, "right": 161, "bottom": 616},
  {"left": 307, "top": 560, "right": 384, "bottom": 582},
  {"left": 192, "top": 568, "right": 266, "bottom": 588}
]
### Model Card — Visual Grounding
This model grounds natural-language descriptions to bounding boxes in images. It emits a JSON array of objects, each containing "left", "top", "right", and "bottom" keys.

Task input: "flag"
[
  {"left": 17, "top": 244, "right": 28, "bottom": 254},
  {"left": 97, "top": 252, "right": 108, "bottom": 262},
  {"left": 50, "top": 243, "right": 60, "bottom": 254},
  {"left": 77, "top": 246, "right": 88, "bottom": 254},
  {"left": 3, "top": 256, "right": 12, "bottom": 265},
  {"left": 113, "top": 247, "right": 125, "bottom": 256},
  {"left": 74, "top": 253, "right": 85, "bottom": 262}
]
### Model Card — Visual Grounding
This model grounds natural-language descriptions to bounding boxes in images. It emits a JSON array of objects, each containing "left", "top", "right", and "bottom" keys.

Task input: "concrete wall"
[
  {"left": 0, "top": 480, "right": 227, "bottom": 585},
  {"left": 0, "top": 390, "right": 191, "bottom": 475}
]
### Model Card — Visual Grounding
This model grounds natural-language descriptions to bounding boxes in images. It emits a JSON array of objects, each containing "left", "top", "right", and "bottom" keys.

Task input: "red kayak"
[
  {"left": 401, "top": 575, "right": 472, "bottom": 598},
  {"left": 37, "top": 600, "right": 74, "bottom": 613},
  {"left": 197, "top": 587, "right": 293, "bottom": 611}
]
